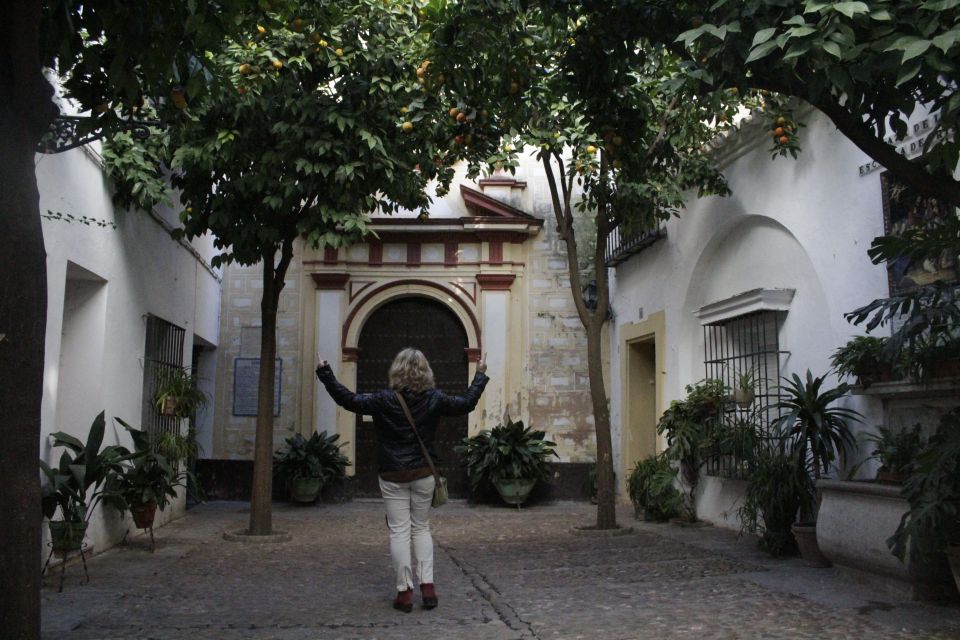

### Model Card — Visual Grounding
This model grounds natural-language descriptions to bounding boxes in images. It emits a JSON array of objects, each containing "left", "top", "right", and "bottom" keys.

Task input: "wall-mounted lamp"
[{"left": 582, "top": 279, "right": 598, "bottom": 311}]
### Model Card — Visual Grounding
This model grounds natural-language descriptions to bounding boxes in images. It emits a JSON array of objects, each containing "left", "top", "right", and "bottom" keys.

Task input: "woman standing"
[{"left": 316, "top": 348, "right": 488, "bottom": 612}]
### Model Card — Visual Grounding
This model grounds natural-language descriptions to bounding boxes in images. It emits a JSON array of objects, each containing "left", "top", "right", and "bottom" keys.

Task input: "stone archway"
[{"left": 354, "top": 296, "right": 470, "bottom": 497}]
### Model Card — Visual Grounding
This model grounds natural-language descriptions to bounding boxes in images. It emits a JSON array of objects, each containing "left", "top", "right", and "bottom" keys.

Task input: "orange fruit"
[
  {"left": 456, "top": 112, "right": 467, "bottom": 122},
  {"left": 449, "top": 107, "right": 460, "bottom": 118},
  {"left": 778, "top": 135, "right": 789, "bottom": 145},
  {"left": 401, "top": 121, "right": 414, "bottom": 133},
  {"left": 239, "top": 63, "right": 253, "bottom": 75},
  {"left": 271, "top": 59, "right": 283, "bottom": 69}
]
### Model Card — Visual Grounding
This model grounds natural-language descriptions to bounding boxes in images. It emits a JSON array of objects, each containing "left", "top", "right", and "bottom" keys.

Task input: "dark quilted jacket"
[{"left": 316, "top": 365, "right": 489, "bottom": 473}]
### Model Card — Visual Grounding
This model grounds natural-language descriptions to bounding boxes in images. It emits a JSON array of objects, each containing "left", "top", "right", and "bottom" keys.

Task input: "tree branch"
[{"left": 750, "top": 76, "right": 960, "bottom": 209}]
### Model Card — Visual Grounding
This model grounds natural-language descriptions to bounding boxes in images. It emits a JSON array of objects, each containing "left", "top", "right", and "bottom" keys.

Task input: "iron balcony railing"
[{"left": 604, "top": 222, "right": 665, "bottom": 267}]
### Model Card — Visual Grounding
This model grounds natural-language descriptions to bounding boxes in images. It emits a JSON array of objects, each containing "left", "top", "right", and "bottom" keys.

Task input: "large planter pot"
[
  {"left": 929, "top": 358, "right": 960, "bottom": 380},
  {"left": 49, "top": 520, "right": 88, "bottom": 553},
  {"left": 818, "top": 479, "right": 958, "bottom": 601},
  {"left": 493, "top": 478, "right": 536, "bottom": 506},
  {"left": 855, "top": 364, "right": 897, "bottom": 387},
  {"left": 792, "top": 522, "right": 832, "bottom": 568},
  {"left": 290, "top": 476, "right": 323, "bottom": 503},
  {"left": 131, "top": 501, "right": 158, "bottom": 529}
]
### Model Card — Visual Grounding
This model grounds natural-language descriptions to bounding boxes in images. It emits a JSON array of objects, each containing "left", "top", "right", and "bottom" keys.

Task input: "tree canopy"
[
  {"left": 551, "top": 0, "right": 960, "bottom": 207},
  {"left": 100, "top": 0, "right": 454, "bottom": 535},
  {"left": 421, "top": 0, "right": 744, "bottom": 527}
]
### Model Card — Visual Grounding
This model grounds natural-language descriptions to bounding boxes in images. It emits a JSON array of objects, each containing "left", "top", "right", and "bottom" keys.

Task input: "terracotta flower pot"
[
  {"left": 131, "top": 501, "right": 158, "bottom": 529},
  {"left": 733, "top": 388, "right": 755, "bottom": 409}
]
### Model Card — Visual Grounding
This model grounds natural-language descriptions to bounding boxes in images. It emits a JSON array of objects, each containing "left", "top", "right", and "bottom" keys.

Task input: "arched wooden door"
[{"left": 355, "top": 297, "right": 470, "bottom": 497}]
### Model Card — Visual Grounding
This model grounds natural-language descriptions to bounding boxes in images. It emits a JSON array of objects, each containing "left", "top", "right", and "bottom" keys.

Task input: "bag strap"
[{"left": 395, "top": 392, "right": 441, "bottom": 479}]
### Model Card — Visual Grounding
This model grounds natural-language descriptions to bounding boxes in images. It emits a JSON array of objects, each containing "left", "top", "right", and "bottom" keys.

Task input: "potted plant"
[
  {"left": 830, "top": 335, "right": 895, "bottom": 387},
  {"left": 273, "top": 431, "right": 351, "bottom": 503},
  {"left": 456, "top": 418, "right": 558, "bottom": 507},
  {"left": 103, "top": 418, "right": 187, "bottom": 532},
  {"left": 39, "top": 411, "right": 131, "bottom": 554},
  {"left": 154, "top": 367, "right": 207, "bottom": 418},
  {"left": 733, "top": 367, "right": 756, "bottom": 409},
  {"left": 738, "top": 442, "right": 813, "bottom": 557},
  {"left": 656, "top": 379, "right": 725, "bottom": 521},
  {"left": 888, "top": 408, "right": 960, "bottom": 597},
  {"left": 864, "top": 424, "right": 925, "bottom": 484},
  {"left": 627, "top": 454, "right": 682, "bottom": 522},
  {"left": 775, "top": 370, "right": 861, "bottom": 567}
]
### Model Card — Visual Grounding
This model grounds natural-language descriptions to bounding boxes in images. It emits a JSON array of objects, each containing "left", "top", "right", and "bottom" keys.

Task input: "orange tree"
[
  {"left": 112, "top": 1, "right": 453, "bottom": 537},
  {"left": 422, "top": 1, "right": 739, "bottom": 529},
  {"left": 4, "top": 4, "right": 249, "bottom": 636},
  {"left": 557, "top": 0, "right": 960, "bottom": 208}
]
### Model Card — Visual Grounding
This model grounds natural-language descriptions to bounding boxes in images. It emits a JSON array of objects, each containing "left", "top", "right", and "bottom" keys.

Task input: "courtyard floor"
[{"left": 41, "top": 500, "right": 960, "bottom": 639}]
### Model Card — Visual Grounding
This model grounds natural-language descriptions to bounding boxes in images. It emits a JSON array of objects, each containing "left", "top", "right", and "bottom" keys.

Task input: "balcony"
[{"left": 604, "top": 223, "right": 665, "bottom": 267}]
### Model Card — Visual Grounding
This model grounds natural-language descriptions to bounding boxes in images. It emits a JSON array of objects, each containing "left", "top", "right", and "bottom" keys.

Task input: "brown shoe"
[
  {"left": 420, "top": 583, "right": 438, "bottom": 609},
  {"left": 393, "top": 588, "right": 414, "bottom": 613}
]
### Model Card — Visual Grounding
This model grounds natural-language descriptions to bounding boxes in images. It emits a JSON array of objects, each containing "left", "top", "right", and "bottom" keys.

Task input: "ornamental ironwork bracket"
[{"left": 36, "top": 115, "right": 160, "bottom": 154}]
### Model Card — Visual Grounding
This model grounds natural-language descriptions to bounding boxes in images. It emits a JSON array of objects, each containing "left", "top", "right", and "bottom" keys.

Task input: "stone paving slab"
[{"left": 41, "top": 500, "right": 960, "bottom": 639}]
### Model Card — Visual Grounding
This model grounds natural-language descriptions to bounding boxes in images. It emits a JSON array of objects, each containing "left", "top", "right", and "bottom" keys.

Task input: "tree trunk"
[
  {"left": 248, "top": 251, "right": 280, "bottom": 535},
  {"left": 586, "top": 319, "right": 617, "bottom": 529},
  {"left": 248, "top": 239, "right": 294, "bottom": 535},
  {"left": 1, "top": 2, "right": 57, "bottom": 637},
  {"left": 541, "top": 151, "right": 618, "bottom": 530}
]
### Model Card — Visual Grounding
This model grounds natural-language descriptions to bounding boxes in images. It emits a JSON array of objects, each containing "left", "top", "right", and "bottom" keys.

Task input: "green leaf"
[
  {"left": 922, "top": 0, "right": 960, "bottom": 9},
  {"left": 784, "top": 15, "right": 808, "bottom": 26},
  {"left": 902, "top": 39, "right": 933, "bottom": 62},
  {"left": 895, "top": 61, "right": 922, "bottom": 87},
  {"left": 822, "top": 40, "right": 843, "bottom": 58},
  {"left": 745, "top": 40, "right": 780, "bottom": 63},
  {"left": 804, "top": 1, "right": 831, "bottom": 12},
  {"left": 784, "top": 42, "right": 813, "bottom": 60},
  {"left": 831, "top": 2, "right": 870, "bottom": 18},
  {"left": 869, "top": 9, "right": 892, "bottom": 20},
  {"left": 752, "top": 27, "right": 778, "bottom": 47},
  {"left": 675, "top": 25, "right": 709, "bottom": 45},
  {"left": 931, "top": 29, "right": 960, "bottom": 53},
  {"left": 789, "top": 26, "right": 818, "bottom": 38}
]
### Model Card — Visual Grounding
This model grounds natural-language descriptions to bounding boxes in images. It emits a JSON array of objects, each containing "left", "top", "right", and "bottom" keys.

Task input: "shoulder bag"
[{"left": 395, "top": 392, "right": 448, "bottom": 507}]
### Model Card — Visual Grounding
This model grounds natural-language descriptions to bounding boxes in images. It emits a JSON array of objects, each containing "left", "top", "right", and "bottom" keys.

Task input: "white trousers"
[{"left": 379, "top": 475, "right": 435, "bottom": 591}]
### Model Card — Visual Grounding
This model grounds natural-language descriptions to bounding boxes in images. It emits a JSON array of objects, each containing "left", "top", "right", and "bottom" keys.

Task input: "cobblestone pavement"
[{"left": 41, "top": 501, "right": 960, "bottom": 639}]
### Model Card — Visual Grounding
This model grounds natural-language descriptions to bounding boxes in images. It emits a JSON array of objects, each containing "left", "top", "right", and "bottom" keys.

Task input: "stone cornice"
[
  {"left": 694, "top": 288, "right": 795, "bottom": 326},
  {"left": 311, "top": 273, "right": 350, "bottom": 290},
  {"left": 476, "top": 273, "right": 517, "bottom": 291}
]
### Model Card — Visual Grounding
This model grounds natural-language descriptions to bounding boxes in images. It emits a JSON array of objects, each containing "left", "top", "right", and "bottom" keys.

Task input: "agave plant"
[{"left": 774, "top": 370, "right": 861, "bottom": 520}]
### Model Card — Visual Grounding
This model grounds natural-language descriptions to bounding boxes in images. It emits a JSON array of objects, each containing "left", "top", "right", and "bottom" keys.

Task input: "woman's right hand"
[{"left": 477, "top": 353, "right": 487, "bottom": 374}]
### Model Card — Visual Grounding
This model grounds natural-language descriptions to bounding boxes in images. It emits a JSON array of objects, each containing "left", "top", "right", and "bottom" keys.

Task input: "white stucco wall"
[
  {"left": 36, "top": 140, "right": 221, "bottom": 557},
  {"left": 610, "top": 106, "right": 902, "bottom": 528}
]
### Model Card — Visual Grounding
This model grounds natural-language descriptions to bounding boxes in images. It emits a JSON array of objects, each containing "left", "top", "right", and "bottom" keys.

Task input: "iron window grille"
[
  {"left": 141, "top": 315, "right": 186, "bottom": 443},
  {"left": 702, "top": 310, "right": 789, "bottom": 479}
]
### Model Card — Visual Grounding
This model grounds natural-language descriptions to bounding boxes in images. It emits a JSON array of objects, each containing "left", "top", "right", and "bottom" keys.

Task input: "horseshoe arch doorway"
[{"left": 354, "top": 296, "right": 470, "bottom": 497}]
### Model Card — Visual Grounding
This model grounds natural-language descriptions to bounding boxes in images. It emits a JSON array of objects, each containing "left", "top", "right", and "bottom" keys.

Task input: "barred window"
[
  {"left": 702, "top": 310, "right": 789, "bottom": 479},
  {"left": 141, "top": 315, "right": 186, "bottom": 442}
]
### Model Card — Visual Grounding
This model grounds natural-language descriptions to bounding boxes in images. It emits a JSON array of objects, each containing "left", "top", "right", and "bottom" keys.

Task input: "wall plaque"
[{"left": 232, "top": 358, "right": 282, "bottom": 417}]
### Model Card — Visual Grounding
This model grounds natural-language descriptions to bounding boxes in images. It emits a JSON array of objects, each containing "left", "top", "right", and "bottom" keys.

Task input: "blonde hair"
[{"left": 389, "top": 348, "right": 435, "bottom": 392}]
